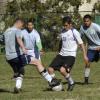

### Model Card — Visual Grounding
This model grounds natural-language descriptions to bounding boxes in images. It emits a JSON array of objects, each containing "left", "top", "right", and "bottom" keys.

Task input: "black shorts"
[
  {"left": 7, "top": 54, "right": 31, "bottom": 72},
  {"left": 7, "top": 56, "right": 24, "bottom": 75},
  {"left": 19, "top": 54, "right": 32, "bottom": 66},
  {"left": 49, "top": 55, "right": 75, "bottom": 70}
]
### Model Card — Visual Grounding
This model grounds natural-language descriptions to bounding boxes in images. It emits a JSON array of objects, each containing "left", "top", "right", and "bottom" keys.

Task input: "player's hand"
[
  {"left": 40, "top": 50, "right": 45, "bottom": 55},
  {"left": 22, "top": 48, "right": 27, "bottom": 54},
  {"left": 95, "top": 47, "right": 100, "bottom": 51},
  {"left": 84, "top": 55, "right": 89, "bottom": 65}
]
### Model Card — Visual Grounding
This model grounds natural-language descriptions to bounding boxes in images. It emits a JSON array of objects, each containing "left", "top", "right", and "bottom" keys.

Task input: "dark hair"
[
  {"left": 83, "top": 14, "right": 92, "bottom": 20},
  {"left": 14, "top": 18, "right": 24, "bottom": 23},
  {"left": 27, "top": 18, "right": 35, "bottom": 24},
  {"left": 63, "top": 16, "right": 72, "bottom": 24}
]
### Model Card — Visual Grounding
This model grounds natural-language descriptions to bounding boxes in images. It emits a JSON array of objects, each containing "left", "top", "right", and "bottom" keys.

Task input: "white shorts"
[{"left": 27, "top": 50, "right": 41, "bottom": 60}]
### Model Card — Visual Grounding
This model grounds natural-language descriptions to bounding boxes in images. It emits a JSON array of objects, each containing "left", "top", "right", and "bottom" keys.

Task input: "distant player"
[
  {"left": 4, "top": 18, "right": 60, "bottom": 93},
  {"left": 48, "top": 16, "right": 88, "bottom": 91},
  {"left": 21, "top": 20, "right": 42, "bottom": 60},
  {"left": 80, "top": 14, "right": 100, "bottom": 84}
]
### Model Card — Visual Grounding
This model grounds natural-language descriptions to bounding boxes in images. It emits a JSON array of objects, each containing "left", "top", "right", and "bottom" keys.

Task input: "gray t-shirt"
[
  {"left": 80, "top": 23, "right": 100, "bottom": 50},
  {"left": 4, "top": 26, "right": 23, "bottom": 60}
]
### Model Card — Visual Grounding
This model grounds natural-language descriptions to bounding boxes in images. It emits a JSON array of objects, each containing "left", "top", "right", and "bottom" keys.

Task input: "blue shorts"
[
  {"left": 19, "top": 54, "right": 32, "bottom": 66},
  {"left": 87, "top": 49, "right": 100, "bottom": 62}
]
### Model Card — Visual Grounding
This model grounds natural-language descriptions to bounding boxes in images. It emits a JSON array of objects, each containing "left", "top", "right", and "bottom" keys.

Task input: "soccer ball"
[{"left": 52, "top": 84, "right": 63, "bottom": 91}]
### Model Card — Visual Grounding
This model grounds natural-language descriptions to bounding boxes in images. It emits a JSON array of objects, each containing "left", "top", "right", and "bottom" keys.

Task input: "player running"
[
  {"left": 80, "top": 14, "right": 100, "bottom": 84},
  {"left": 4, "top": 18, "right": 60, "bottom": 93},
  {"left": 48, "top": 16, "right": 88, "bottom": 91}
]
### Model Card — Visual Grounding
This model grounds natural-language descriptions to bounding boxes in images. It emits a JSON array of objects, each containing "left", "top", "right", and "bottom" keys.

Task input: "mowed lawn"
[{"left": 0, "top": 51, "right": 100, "bottom": 100}]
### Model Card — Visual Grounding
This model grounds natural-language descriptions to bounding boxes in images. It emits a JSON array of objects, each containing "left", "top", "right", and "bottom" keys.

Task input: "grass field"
[{"left": 0, "top": 51, "right": 100, "bottom": 100}]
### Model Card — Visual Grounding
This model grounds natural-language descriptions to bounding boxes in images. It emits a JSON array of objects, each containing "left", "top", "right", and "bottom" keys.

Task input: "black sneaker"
[
  {"left": 67, "top": 83, "right": 75, "bottom": 91},
  {"left": 14, "top": 87, "right": 21, "bottom": 94},
  {"left": 49, "top": 78, "right": 60, "bottom": 88},
  {"left": 84, "top": 77, "right": 89, "bottom": 85}
]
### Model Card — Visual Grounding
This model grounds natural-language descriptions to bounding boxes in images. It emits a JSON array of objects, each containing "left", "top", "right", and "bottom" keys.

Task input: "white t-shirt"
[
  {"left": 21, "top": 29, "right": 41, "bottom": 59},
  {"left": 59, "top": 29, "right": 83, "bottom": 57},
  {"left": 80, "top": 23, "right": 100, "bottom": 50}
]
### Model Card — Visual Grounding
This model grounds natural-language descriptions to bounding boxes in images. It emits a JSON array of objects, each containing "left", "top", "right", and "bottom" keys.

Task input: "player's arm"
[
  {"left": 93, "top": 23, "right": 100, "bottom": 51},
  {"left": 80, "top": 26, "right": 88, "bottom": 54},
  {"left": 58, "top": 39, "right": 62, "bottom": 52},
  {"left": 58, "top": 33, "right": 62, "bottom": 52},
  {"left": 93, "top": 23, "right": 100, "bottom": 33},
  {"left": 0, "top": 34, "right": 5, "bottom": 45},
  {"left": 35, "top": 32, "right": 44, "bottom": 54},
  {"left": 16, "top": 30, "right": 27, "bottom": 54},
  {"left": 79, "top": 43, "right": 89, "bottom": 64},
  {"left": 74, "top": 29, "right": 88, "bottom": 64}
]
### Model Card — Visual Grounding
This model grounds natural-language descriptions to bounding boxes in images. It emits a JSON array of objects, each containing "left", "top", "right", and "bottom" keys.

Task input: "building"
[{"left": 79, "top": 0, "right": 99, "bottom": 16}]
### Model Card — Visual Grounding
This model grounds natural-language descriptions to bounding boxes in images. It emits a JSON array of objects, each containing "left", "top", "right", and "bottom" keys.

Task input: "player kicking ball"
[
  {"left": 21, "top": 20, "right": 62, "bottom": 91},
  {"left": 80, "top": 15, "right": 100, "bottom": 84},
  {"left": 48, "top": 16, "right": 88, "bottom": 91},
  {"left": 4, "top": 18, "right": 60, "bottom": 93}
]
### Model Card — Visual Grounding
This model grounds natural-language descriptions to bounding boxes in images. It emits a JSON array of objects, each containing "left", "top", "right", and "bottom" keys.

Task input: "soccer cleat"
[
  {"left": 14, "top": 87, "right": 21, "bottom": 94},
  {"left": 84, "top": 77, "right": 89, "bottom": 85},
  {"left": 49, "top": 78, "right": 60, "bottom": 88},
  {"left": 67, "top": 83, "right": 75, "bottom": 91}
]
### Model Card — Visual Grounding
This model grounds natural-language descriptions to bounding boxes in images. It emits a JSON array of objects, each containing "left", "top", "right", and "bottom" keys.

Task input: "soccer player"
[
  {"left": 48, "top": 16, "right": 88, "bottom": 91},
  {"left": 4, "top": 18, "right": 60, "bottom": 93},
  {"left": 4, "top": 18, "right": 26, "bottom": 93},
  {"left": 80, "top": 14, "right": 100, "bottom": 84},
  {"left": 21, "top": 20, "right": 42, "bottom": 60}
]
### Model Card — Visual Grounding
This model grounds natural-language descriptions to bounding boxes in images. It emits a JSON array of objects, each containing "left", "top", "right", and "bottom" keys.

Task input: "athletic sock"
[
  {"left": 16, "top": 77, "right": 23, "bottom": 89},
  {"left": 66, "top": 74, "right": 74, "bottom": 85},
  {"left": 84, "top": 68, "right": 90, "bottom": 78},
  {"left": 41, "top": 69, "right": 52, "bottom": 83},
  {"left": 50, "top": 73, "right": 55, "bottom": 78}
]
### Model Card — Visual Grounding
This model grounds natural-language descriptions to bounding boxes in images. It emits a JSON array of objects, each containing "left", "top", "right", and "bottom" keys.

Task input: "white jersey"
[
  {"left": 59, "top": 29, "right": 83, "bottom": 57},
  {"left": 21, "top": 29, "right": 41, "bottom": 59},
  {"left": 80, "top": 23, "right": 100, "bottom": 50}
]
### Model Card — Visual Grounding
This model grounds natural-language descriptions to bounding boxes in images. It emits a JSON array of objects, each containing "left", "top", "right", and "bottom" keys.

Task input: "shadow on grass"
[
  {"left": 43, "top": 87, "right": 65, "bottom": 92},
  {"left": 24, "top": 76, "right": 41, "bottom": 79},
  {"left": 62, "top": 81, "right": 94, "bottom": 85},
  {"left": 0, "top": 88, "right": 12, "bottom": 93},
  {"left": 43, "top": 88, "right": 53, "bottom": 91}
]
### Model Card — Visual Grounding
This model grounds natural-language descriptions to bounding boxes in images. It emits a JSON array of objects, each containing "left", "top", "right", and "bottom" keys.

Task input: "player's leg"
[
  {"left": 84, "top": 50, "right": 100, "bottom": 84},
  {"left": 21, "top": 54, "right": 60, "bottom": 87},
  {"left": 84, "top": 63, "right": 90, "bottom": 84},
  {"left": 7, "top": 57, "right": 25, "bottom": 93},
  {"left": 14, "top": 58, "right": 25, "bottom": 93},
  {"left": 84, "top": 50, "right": 96, "bottom": 84},
  {"left": 48, "top": 67, "right": 55, "bottom": 78},
  {"left": 60, "top": 67, "right": 74, "bottom": 91},
  {"left": 31, "top": 58, "right": 61, "bottom": 87},
  {"left": 7, "top": 59, "right": 18, "bottom": 79},
  {"left": 48, "top": 55, "right": 63, "bottom": 78},
  {"left": 60, "top": 56, "right": 75, "bottom": 91}
]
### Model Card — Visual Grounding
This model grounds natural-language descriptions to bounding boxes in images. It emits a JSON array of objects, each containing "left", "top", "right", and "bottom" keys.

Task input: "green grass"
[{"left": 0, "top": 51, "right": 100, "bottom": 100}]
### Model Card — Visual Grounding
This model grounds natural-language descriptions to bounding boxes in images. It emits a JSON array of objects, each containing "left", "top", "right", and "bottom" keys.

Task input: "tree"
[
  {"left": 4, "top": 0, "right": 84, "bottom": 50},
  {"left": 94, "top": 1, "right": 100, "bottom": 13}
]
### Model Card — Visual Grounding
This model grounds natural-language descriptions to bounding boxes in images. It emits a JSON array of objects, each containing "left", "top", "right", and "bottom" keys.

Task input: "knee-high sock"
[
  {"left": 41, "top": 69, "right": 52, "bottom": 82},
  {"left": 66, "top": 74, "right": 74, "bottom": 85},
  {"left": 84, "top": 67, "right": 90, "bottom": 78}
]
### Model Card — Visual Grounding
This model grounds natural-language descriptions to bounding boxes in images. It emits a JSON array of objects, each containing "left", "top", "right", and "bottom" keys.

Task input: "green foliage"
[
  {"left": 3, "top": 0, "right": 86, "bottom": 50},
  {"left": 94, "top": 1, "right": 100, "bottom": 13}
]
